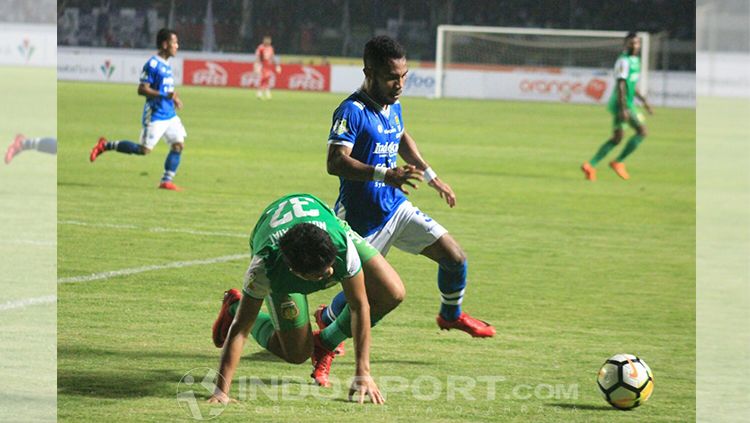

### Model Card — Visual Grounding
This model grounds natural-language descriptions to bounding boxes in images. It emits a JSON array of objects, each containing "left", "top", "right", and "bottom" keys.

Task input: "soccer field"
[{"left": 58, "top": 81, "right": 695, "bottom": 422}]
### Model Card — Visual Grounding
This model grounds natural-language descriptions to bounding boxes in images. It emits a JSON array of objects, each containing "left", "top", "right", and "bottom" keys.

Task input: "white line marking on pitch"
[
  {"left": 0, "top": 295, "right": 57, "bottom": 312},
  {"left": 59, "top": 220, "right": 247, "bottom": 238},
  {"left": 58, "top": 253, "right": 250, "bottom": 284}
]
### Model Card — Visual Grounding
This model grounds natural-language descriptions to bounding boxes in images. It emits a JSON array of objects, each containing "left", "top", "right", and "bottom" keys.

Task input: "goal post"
[{"left": 434, "top": 25, "right": 651, "bottom": 102}]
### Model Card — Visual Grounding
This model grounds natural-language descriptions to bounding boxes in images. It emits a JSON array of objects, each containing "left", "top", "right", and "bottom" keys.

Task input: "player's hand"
[
  {"left": 174, "top": 96, "right": 183, "bottom": 110},
  {"left": 348, "top": 375, "right": 385, "bottom": 405},
  {"left": 644, "top": 104, "right": 654, "bottom": 115},
  {"left": 619, "top": 109, "right": 630, "bottom": 122},
  {"left": 429, "top": 178, "right": 456, "bottom": 208},
  {"left": 384, "top": 164, "right": 423, "bottom": 195}
]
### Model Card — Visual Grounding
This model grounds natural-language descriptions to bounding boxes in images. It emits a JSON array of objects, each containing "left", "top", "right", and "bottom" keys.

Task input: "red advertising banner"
[{"left": 183, "top": 60, "right": 330, "bottom": 91}]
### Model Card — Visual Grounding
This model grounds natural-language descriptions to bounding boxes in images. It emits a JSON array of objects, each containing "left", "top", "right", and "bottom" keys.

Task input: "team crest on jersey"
[
  {"left": 394, "top": 116, "right": 400, "bottom": 126},
  {"left": 280, "top": 300, "right": 300, "bottom": 320},
  {"left": 333, "top": 118, "right": 348, "bottom": 135}
]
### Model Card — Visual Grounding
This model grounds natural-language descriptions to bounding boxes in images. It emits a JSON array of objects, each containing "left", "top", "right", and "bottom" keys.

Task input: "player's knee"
[
  {"left": 141, "top": 146, "right": 152, "bottom": 155},
  {"left": 390, "top": 284, "right": 406, "bottom": 306},
  {"left": 285, "top": 350, "right": 310, "bottom": 365},
  {"left": 171, "top": 143, "right": 184, "bottom": 152},
  {"left": 638, "top": 126, "right": 648, "bottom": 137}
]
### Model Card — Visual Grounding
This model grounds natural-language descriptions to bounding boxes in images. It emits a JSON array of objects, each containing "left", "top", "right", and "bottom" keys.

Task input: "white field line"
[
  {"left": 59, "top": 220, "right": 247, "bottom": 239},
  {"left": 0, "top": 295, "right": 57, "bottom": 312},
  {"left": 0, "top": 239, "right": 56, "bottom": 246},
  {"left": 58, "top": 253, "right": 250, "bottom": 284}
]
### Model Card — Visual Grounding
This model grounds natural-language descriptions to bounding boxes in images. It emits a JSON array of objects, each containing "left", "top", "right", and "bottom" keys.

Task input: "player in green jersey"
[
  {"left": 209, "top": 194, "right": 404, "bottom": 405},
  {"left": 582, "top": 32, "right": 653, "bottom": 181}
]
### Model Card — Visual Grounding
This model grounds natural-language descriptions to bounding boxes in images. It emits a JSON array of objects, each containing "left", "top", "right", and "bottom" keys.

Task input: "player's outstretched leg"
[
  {"left": 6, "top": 135, "right": 58, "bottom": 164},
  {"left": 159, "top": 143, "right": 183, "bottom": 191},
  {"left": 422, "top": 234, "right": 495, "bottom": 338},
  {"left": 610, "top": 126, "right": 646, "bottom": 180},
  {"left": 90, "top": 137, "right": 144, "bottom": 162}
]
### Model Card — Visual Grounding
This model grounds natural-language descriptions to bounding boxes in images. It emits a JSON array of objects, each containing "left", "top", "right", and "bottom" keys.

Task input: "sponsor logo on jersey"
[
  {"left": 373, "top": 142, "right": 399, "bottom": 155},
  {"left": 333, "top": 118, "right": 348, "bottom": 135},
  {"left": 192, "top": 62, "right": 228, "bottom": 86},
  {"left": 280, "top": 300, "right": 300, "bottom": 320}
]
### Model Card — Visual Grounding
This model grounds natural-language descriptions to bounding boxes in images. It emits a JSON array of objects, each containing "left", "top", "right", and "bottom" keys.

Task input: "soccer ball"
[{"left": 597, "top": 354, "right": 654, "bottom": 410}]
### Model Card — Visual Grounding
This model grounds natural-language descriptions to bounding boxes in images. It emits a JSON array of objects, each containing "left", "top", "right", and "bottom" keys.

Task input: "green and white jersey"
[
  {"left": 608, "top": 52, "right": 640, "bottom": 112},
  {"left": 242, "top": 193, "right": 361, "bottom": 299}
]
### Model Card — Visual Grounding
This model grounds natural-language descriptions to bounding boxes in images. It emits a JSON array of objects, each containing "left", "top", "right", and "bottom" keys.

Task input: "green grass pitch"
[{"left": 58, "top": 81, "right": 694, "bottom": 422}]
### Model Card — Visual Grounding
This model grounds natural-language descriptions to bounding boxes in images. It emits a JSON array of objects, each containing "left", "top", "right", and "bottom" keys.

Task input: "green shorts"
[
  {"left": 611, "top": 106, "right": 645, "bottom": 131},
  {"left": 263, "top": 221, "right": 378, "bottom": 332}
]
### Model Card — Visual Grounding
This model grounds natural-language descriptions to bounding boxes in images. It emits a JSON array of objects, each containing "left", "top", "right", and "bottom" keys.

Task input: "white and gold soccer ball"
[{"left": 597, "top": 354, "right": 654, "bottom": 410}]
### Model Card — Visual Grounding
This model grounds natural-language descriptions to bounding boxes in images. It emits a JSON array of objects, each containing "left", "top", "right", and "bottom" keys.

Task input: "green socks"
[
  {"left": 250, "top": 312, "right": 275, "bottom": 349},
  {"left": 319, "top": 305, "right": 385, "bottom": 351},
  {"left": 615, "top": 134, "right": 644, "bottom": 162},
  {"left": 589, "top": 139, "right": 618, "bottom": 166}
]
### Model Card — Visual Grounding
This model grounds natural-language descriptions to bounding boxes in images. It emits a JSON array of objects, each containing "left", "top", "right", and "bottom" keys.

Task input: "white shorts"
[
  {"left": 139, "top": 116, "right": 187, "bottom": 149},
  {"left": 364, "top": 200, "right": 448, "bottom": 256}
]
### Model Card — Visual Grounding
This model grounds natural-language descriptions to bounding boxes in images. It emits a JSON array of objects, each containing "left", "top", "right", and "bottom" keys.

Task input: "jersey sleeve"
[
  {"left": 327, "top": 101, "right": 364, "bottom": 149},
  {"left": 614, "top": 57, "right": 629, "bottom": 80},
  {"left": 140, "top": 58, "right": 158, "bottom": 85},
  {"left": 343, "top": 235, "right": 362, "bottom": 279},
  {"left": 242, "top": 256, "right": 272, "bottom": 299}
]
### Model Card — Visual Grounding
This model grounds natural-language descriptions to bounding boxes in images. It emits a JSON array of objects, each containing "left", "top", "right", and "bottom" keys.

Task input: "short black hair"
[
  {"left": 156, "top": 28, "right": 177, "bottom": 49},
  {"left": 625, "top": 31, "right": 638, "bottom": 41},
  {"left": 363, "top": 35, "right": 406, "bottom": 70},
  {"left": 279, "top": 223, "right": 337, "bottom": 275}
]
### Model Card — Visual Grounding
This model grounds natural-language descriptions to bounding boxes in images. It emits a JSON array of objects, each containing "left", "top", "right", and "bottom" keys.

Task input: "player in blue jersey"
[
  {"left": 5, "top": 134, "right": 57, "bottom": 164},
  {"left": 89, "top": 28, "right": 186, "bottom": 191},
  {"left": 320, "top": 36, "right": 495, "bottom": 340}
]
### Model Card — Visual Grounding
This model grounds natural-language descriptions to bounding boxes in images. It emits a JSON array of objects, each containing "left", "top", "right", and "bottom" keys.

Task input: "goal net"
[{"left": 435, "top": 26, "right": 651, "bottom": 103}]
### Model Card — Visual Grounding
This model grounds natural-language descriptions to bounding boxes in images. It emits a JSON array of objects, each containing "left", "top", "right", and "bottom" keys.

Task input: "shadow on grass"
[
  {"left": 58, "top": 368, "right": 185, "bottom": 398},
  {"left": 546, "top": 403, "right": 616, "bottom": 411}
]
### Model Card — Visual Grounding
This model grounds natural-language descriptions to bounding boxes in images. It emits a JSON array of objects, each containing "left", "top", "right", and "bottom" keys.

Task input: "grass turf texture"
[
  {"left": 0, "top": 67, "right": 57, "bottom": 422},
  {"left": 58, "top": 82, "right": 695, "bottom": 422}
]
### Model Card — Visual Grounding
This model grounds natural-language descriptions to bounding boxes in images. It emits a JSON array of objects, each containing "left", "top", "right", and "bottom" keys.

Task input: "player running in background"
[
  {"left": 89, "top": 28, "right": 186, "bottom": 191},
  {"left": 254, "top": 35, "right": 281, "bottom": 100},
  {"left": 209, "top": 193, "right": 404, "bottom": 404},
  {"left": 581, "top": 31, "right": 653, "bottom": 181},
  {"left": 4, "top": 134, "right": 56, "bottom": 164},
  {"left": 320, "top": 36, "right": 495, "bottom": 341}
]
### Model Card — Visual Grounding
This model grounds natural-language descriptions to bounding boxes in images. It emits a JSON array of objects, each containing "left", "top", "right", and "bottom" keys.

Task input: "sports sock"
[
  {"left": 589, "top": 139, "right": 618, "bottom": 166},
  {"left": 36, "top": 138, "right": 57, "bottom": 154},
  {"left": 320, "top": 291, "right": 347, "bottom": 326},
  {"left": 161, "top": 149, "right": 181, "bottom": 182},
  {"left": 250, "top": 312, "right": 275, "bottom": 349},
  {"left": 319, "top": 304, "right": 386, "bottom": 351},
  {"left": 109, "top": 140, "right": 143, "bottom": 155},
  {"left": 438, "top": 258, "right": 468, "bottom": 321},
  {"left": 614, "top": 134, "right": 644, "bottom": 162}
]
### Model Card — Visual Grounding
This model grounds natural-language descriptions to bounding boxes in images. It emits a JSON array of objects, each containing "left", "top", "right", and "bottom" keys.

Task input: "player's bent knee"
[
  {"left": 141, "top": 146, "right": 152, "bottom": 155},
  {"left": 638, "top": 127, "right": 648, "bottom": 137},
  {"left": 171, "top": 142, "right": 184, "bottom": 152},
  {"left": 284, "top": 350, "right": 311, "bottom": 365}
]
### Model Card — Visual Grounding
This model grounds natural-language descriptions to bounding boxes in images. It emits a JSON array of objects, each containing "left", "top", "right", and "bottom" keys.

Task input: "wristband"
[
  {"left": 424, "top": 167, "right": 438, "bottom": 183},
  {"left": 372, "top": 166, "right": 387, "bottom": 181}
]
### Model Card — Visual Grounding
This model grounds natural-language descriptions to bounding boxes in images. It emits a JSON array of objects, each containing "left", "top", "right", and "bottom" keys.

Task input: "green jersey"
[
  {"left": 607, "top": 52, "right": 640, "bottom": 112},
  {"left": 243, "top": 193, "right": 361, "bottom": 299}
]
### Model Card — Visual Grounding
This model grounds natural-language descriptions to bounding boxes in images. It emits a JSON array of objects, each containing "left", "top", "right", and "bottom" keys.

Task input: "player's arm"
[
  {"left": 326, "top": 144, "right": 423, "bottom": 195},
  {"left": 340, "top": 269, "right": 385, "bottom": 404},
  {"left": 616, "top": 79, "right": 629, "bottom": 121},
  {"left": 137, "top": 83, "right": 162, "bottom": 99},
  {"left": 208, "top": 293, "right": 263, "bottom": 404},
  {"left": 635, "top": 89, "right": 653, "bottom": 115},
  {"left": 172, "top": 90, "right": 183, "bottom": 109},
  {"left": 398, "top": 131, "right": 456, "bottom": 207}
]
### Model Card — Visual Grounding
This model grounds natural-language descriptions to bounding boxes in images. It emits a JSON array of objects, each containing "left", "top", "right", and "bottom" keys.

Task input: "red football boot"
[
  {"left": 158, "top": 181, "right": 183, "bottom": 191},
  {"left": 212, "top": 289, "right": 242, "bottom": 348},
  {"left": 314, "top": 304, "right": 345, "bottom": 356},
  {"left": 4, "top": 134, "right": 24, "bottom": 164},
  {"left": 90, "top": 137, "right": 107, "bottom": 162},
  {"left": 310, "top": 330, "right": 337, "bottom": 387},
  {"left": 437, "top": 312, "right": 496, "bottom": 338}
]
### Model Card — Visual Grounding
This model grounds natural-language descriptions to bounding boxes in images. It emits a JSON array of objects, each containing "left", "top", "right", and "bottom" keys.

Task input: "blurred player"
[
  {"left": 320, "top": 36, "right": 495, "bottom": 340},
  {"left": 4, "top": 134, "right": 56, "bottom": 164},
  {"left": 89, "top": 28, "right": 186, "bottom": 191},
  {"left": 581, "top": 31, "right": 653, "bottom": 181},
  {"left": 254, "top": 35, "right": 281, "bottom": 100},
  {"left": 209, "top": 193, "right": 404, "bottom": 404}
]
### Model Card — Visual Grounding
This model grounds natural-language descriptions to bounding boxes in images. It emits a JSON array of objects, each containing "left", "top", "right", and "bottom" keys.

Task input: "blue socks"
[
  {"left": 162, "top": 149, "right": 181, "bottom": 182},
  {"left": 108, "top": 140, "right": 143, "bottom": 155},
  {"left": 22, "top": 137, "right": 57, "bottom": 154},
  {"left": 321, "top": 258, "right": 468, "bottom": 324},
  {"left": 438, "top": 258, "right": 467, "bottom": 321}
]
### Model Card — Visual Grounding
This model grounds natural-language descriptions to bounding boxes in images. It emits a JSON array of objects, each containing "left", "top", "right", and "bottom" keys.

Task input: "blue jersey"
[
  {"left": 140, "top": 55, "right": 176, "bottom": 125},
  {"left": 328, "top": 90, "right": 407, "bottom": 237}
]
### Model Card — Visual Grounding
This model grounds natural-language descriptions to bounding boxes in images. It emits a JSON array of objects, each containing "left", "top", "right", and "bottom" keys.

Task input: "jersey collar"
[{"left": 356, "top": 89, "right": 391, "bottom": 116}]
